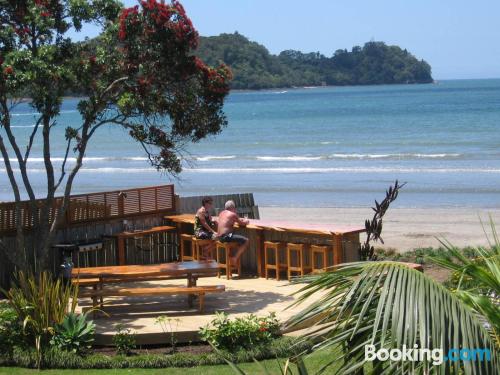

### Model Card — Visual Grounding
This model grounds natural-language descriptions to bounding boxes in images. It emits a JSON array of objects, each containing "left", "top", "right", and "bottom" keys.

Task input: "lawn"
[{"left": 0, "top": 351, "right": 334, "bottom": 375}]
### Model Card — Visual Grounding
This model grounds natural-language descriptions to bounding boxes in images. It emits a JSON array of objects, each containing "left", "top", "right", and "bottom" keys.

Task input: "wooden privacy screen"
[{"left": 0, "top": 185, "right": 175, "bottom": 235}]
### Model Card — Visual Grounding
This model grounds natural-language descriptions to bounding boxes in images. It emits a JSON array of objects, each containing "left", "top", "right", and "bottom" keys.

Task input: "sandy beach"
[{"left": 260, "top": 207, "right": 500, "bottom": 251}]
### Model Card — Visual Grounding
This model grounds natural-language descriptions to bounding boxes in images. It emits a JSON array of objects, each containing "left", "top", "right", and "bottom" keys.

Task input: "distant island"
[{"left": 196, "top": 32, "right": 433, "bottom": 90}]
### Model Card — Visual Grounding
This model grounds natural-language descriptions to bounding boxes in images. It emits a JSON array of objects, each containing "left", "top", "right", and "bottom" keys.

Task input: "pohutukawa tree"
[{"left": 0, "top": 0, "right": 232, "bottom": 273}]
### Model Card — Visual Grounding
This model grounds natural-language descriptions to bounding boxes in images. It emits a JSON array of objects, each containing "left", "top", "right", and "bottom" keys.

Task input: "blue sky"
[{"left": 79, "top": 0, "right": 500, "bottom": 80}]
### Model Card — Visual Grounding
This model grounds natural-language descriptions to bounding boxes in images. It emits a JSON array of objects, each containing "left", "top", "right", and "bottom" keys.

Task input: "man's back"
[{"left": 218, "top": 209, "right": 237, "bottom": 236}]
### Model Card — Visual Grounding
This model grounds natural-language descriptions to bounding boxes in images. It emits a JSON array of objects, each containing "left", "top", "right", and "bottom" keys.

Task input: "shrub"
[
  {"left": 0, "top": 304, "right": 26, "bottom": 354},
  {"left": 2, "top": 271, "right": 78, "bottom": 369},
  {"left": 50, "top": 313, "right": 95, "bottom": 354},
  {"left": 199, "top": 312, "right": 281, "bottom": 350},
  {"left": 112, "top": 324, "right": 136, "bottom": 355}
]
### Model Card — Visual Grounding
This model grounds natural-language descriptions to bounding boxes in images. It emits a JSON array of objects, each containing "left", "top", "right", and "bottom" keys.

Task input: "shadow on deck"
[{"left": 76, "top": 276, "right": 311, "bottom": 345}]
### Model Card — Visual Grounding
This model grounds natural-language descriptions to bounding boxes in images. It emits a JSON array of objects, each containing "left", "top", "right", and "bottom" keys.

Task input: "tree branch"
[
  {"left": 42, "top": 115, "right": 56, "bottom": 198},
  {"left": 0, "top": 134, "right": 21, "bottom": 202},
  {"left": 0, "top": 134, "right": 28, "bottom": 269},
  {"left": 99, "top": 76, "right": 129, "bottom": 101},
  {"left": 54, "top": 137, "right": 72, "bottom": 192},
  {"left": 0, "top": 99, "right": 37, "bottom": 201},
  {"left": 23, "top": 116, "right": 43, "bottom": 163}
]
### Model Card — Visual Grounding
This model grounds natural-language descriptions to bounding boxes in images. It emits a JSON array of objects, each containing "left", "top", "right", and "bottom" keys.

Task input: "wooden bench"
[
  {"left": 71, "top": 274, "right": 192, "bottom": 287},
  {"left": 79, "top": 285, "right": 225, "bottom": 313}
]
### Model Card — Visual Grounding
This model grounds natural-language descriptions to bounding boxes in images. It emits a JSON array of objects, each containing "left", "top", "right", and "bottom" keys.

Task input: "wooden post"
[
  {"left": 117, "top": 235, "right": 126, "bottom": 265},
  {"left": 255, "top": 229, "right": 265, "bottom": 277},
  {"left": 333, "top": 234, "right": 343, "bottom": 265},
  {"left": 176, "top": 222, "right": 182, "bottom": 261},
  {"left": 199, "top": 294, "right": 205, "bottom": 313},
  {"left": 118, "top": 192, "right": 125, "bottom": 217}
]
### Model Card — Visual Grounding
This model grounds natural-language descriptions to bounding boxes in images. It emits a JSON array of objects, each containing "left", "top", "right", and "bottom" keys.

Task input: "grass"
[
  {"left": 375, "top": 246, "right": 478, "bottom": 264},
  {"left": 0, "top": 350, "right": 333, "bottom": 374}
]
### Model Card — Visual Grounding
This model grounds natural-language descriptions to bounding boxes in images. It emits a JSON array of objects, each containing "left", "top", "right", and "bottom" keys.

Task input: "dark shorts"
[
  {"left": 219, "top": 232, "right": 248, "bottom": 245},
  {"left": 195, "top": 230, "right": 216, "bottom": 240}
]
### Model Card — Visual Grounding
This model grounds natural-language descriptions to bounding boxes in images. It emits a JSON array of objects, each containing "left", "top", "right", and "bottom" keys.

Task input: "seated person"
[
  {"left": 194, "top": 196, "right": 217, "bottom": 259},
  {"left": 217, "top": 200, "right": 250, "bottom": 266}
]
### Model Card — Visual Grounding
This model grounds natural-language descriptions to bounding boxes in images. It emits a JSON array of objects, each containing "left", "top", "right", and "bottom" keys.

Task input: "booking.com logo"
[{"left": 365, "top": 344, "right": 491, "bottom": 366}]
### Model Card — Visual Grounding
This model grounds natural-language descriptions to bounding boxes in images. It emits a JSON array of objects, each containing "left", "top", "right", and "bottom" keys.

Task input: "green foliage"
[
  {"left": 112, "top": 324, "right": 136, "bottom": 356},
  {"left": 196, "top": 33, "right": 433, "bottom": 89},
  {"left": 0, "top": 0, "right": 232, "bottom": 279},
  {"left": 200, "top": 312, "right": 281, "bottom": 350},
  {"left": 1, "top": 0, "right": 231, "bottom": 176},
  {"left": 287, "top": 258, "right": 499, "bottom": 373},
  {"left": 0, "top": 304, "right": 26, "bottom": 354},
  {"left": 155, "top": 316, "right": 181, "bottom": 353},
  {"left": 1, "top": 272, "right": 78, "bottom": 369},
  {"left": 49, "top": 313, "right": 95, "bottom": 354},
  {"left": 0, "top": 336, "right": 310, "bottom": 369},
  {"left": 428, "top": 219, "right": 500, "bottom": 346},
  {"left": 375, "top": 246, "right": 478, "bottom": 264}
]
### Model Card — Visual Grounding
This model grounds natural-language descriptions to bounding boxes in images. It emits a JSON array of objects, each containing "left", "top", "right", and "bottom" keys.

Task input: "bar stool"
[
  {"left": 216, "top": 241, "right": 241, "bottom": 279},
  {"left": 180, "top": 234, "right": 195, "bottom": 261},
  {"left": 311, "top": 245, "right": 333, "bottom": 272},
  {"left": 193, "top": 238, "right": 215, "bottom": 260},
  {"left": 287, "top": 243, "right": 311, "bottom": 280},
  {"left": 264, "top": 241, "right": 287, "bottom": 280}
]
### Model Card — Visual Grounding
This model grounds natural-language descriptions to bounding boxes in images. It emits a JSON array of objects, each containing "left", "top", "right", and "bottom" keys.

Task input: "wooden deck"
[{"left": 76, "top": 276, "right": 317, "bottom": 345}]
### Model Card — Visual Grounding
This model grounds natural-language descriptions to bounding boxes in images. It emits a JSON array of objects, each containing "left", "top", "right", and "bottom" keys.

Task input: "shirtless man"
[{"left": 217, "top": 200, "right": 250, "bottom": 265}]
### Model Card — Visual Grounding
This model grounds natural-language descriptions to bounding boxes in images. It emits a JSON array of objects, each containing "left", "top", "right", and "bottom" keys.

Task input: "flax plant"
[{"left": 2, "top": 271, "right": 78, "bottom": 369}]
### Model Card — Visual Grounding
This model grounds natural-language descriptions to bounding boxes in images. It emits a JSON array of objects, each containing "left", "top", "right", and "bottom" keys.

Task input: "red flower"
[
  {"left": 14, "top": 26, "right": 30, "bottom": 36},
  {"left": 3, "top": 66, "right": 14, "bottom": 75},
  {"left": 118, "top": 6, "right": 139, "bottom": 40},
  {"left": 89, "top": 56, "right": 96, "bottom": 64},
  {"left": 40, "top": 11, "right": 50, "bottom": 17}
]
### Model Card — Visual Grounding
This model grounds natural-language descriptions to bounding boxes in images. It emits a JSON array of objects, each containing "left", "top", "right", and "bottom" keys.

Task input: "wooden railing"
[{"left": 0, "top": 185, "right": 175, "bottom": 235}]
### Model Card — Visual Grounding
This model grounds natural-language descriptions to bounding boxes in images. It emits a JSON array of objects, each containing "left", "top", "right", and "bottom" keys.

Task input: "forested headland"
[{"left": 196, "top": 32, "right": 433, "bottom": 90}]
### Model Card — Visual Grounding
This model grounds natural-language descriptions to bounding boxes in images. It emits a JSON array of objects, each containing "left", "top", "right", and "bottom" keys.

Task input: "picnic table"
[
  {"left": 72, "top": 261, "right": 223, "bottom": 313},
  {"left": 72, "top": 260, "right": 218, "bottom": 285},
  {"left": 164, "top": 214, "right": 365, "bottom": 277}
]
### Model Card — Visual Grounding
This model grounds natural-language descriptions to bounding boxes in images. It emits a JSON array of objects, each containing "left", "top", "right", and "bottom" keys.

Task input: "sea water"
[{"left": 2, "top": 79, "right": 500, "bottom": 208}]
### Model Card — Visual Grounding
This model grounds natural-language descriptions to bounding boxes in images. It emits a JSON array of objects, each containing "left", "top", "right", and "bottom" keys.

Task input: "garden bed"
[
  {"left": 92, "top": 343, "right": 213, "bottom": 356},
  {"left": 0, "top": 336, "right": 312, "bottom": 369}
]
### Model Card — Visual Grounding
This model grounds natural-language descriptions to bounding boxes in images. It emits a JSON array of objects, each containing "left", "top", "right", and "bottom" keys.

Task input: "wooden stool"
[
  {"left": 264, "top": 241, "right": 287, "bottom": 280},
  {"left": 287, "top": 243, "right": 311, "bottom": 280},
  {"left": 311, "top": 245, "right": 333, "bottom": 272},
  {"left": 216, "top": 241, "right": 241, "bottom": 279},
  {"left": 193, "top": 238, "right": 215, "bottom": 260},
  {"left": 180, "top": 234, "right": 195, "bottom": 261}
]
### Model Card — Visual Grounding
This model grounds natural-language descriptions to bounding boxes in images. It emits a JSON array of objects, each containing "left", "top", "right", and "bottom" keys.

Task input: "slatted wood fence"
[
  {"left": 0, "top": 185, "right": 176, "bottom": 290},
  {"left": 0, "top": 185, "right": 175, "bottom": 235}
]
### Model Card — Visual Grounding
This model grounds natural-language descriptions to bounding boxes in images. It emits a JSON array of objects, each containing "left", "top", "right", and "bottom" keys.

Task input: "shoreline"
[{"left": 259, "top": 206, "right": 500, "bottom": 251}]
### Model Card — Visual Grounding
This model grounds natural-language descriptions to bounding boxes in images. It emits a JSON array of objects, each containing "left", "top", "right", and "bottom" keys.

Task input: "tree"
[{"left": 0, "top": 0, "right": 231, "bottom": 274}]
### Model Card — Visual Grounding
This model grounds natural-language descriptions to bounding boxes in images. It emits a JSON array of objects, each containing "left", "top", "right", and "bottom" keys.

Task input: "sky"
[{"left": 78, "top": 0, "right": 500, "bottom": 80}]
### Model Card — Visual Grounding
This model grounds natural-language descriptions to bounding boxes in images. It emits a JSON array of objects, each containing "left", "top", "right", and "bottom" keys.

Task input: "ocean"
[{"left": 2, "top": 79, "right": 500, "bottom": 208}]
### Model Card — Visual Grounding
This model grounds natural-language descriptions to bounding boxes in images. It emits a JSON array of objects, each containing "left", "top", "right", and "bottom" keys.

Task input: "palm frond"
[
  {"left": 286, "top": 261, "right": 499, "bottom": 374},
  {"left": 429, "top": 221, "right": 500, "bottom": 348}
]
